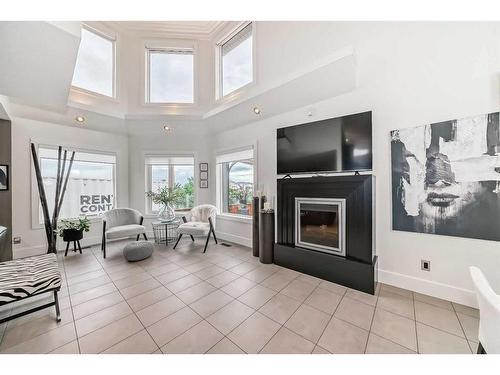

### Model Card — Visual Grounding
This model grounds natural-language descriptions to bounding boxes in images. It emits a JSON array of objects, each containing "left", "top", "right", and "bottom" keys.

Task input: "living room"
[{"left": 1, "top": 0, "right": 500, "bottom": 372}]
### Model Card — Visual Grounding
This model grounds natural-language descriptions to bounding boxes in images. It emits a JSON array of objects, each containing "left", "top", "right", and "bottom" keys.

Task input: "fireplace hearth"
[{"left": 295, "top": 197, "right": 346, "bottom": 256}]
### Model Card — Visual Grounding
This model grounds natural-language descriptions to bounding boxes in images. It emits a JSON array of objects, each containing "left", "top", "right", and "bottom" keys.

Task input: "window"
[
  {"left": 145, "top": 155, "right": 195, "bottom": 213},
  {"left": 219, "top": 22, "right": 253, "bottom": 97},
  {"left": 147, "top": 49, "right": 194, "bottom": 104},
  {"left": 72, "top": 27, "right": 115, "bottom": 97},
  {"left": 38, "top": 146, "right": 116, "bottom": 223},
  {"left": 216, "top": 148, "right": 254, "bottom": 216}
]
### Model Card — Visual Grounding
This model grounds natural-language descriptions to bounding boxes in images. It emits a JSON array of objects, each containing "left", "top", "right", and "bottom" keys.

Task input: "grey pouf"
[{"left": 123, "top": 241, "right": 153, "bottom": 262}]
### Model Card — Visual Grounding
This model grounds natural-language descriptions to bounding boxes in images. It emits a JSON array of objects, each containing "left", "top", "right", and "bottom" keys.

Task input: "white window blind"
[
  {"left": 221, "top": 23, "right": 253, "bottom": 56},
  {"left": 216, "top": 148, "right": 253, "bottom": 164},
  {"left": 145, "top": 155, "right": 194, "bottom": 165}
]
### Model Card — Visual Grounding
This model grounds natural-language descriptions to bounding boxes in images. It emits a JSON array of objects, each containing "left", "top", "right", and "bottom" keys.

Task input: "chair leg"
[
  {"left": 103, "top": 239, "right": 106, "bottom": 259},
  {"left": 77, "top": 240, "right": 82, "bottom": 254},
  {"left": 73, "top": 241, "right": 77, "bottom": 253},
  {"left": 54, "top": 290, "right": 61, "bottom": 322},
  {"left": 136, "top": 234, "right": 140, "bottom": 241},
  {"left": 143, "top": 233, "right": 148, "bottom": 241},
  {"left": 477, "top": 342, "right": 486, "bottom": 354},
  {"left": 190, "top": 235, "right": 195, "bottom": 242},
  {"left": 64, "top": 242, "right": 70, "bottom": 257},
  {"left": 203, "top": 231, "right": 211, "bottom": 253},
  {"left": 173, "top": 234, "right": 183, "bottom": 249},
  {"left": 212, "top": 228, "right": 218, "bottom": 244}
]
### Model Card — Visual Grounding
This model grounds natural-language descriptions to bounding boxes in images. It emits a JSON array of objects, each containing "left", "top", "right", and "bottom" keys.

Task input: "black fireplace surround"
[{"left": 276, "top": 175, "right": 377, "bottom": 294}]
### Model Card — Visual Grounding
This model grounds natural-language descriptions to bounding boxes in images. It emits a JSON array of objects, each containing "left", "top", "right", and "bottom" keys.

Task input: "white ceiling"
[{"left": 106, "top": 21, "right": 227, "bottom": 39}]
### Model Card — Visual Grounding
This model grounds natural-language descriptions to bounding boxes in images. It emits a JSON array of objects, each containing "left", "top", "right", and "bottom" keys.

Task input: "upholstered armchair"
[
  {"left": 173, "top": 204, "right": 218, "bottom": 253},
  {"left": 101, "top": 208, "right": 147, "bottom": 258},
  {"left": 470, "top": 266, "right": 500, "bottom": 354}
]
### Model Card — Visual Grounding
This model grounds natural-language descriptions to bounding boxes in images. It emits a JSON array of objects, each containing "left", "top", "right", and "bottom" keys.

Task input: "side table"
[{"left": 152, "top": 220, "right": 180, "bottom": 246}]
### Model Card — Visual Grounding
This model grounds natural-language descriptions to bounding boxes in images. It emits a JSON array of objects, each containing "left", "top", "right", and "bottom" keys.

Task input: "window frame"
[
  {"left": 215, "top": 21, "right": 256, "bottom": 101},
  {"left": 145, "top": 46, "right": 196, "bottom": 105},
  {"left": 71, "top": 24, "right": 117, "bottom": 99},
  {"left": 215, "top": 145, "right": 257, "bottom": 220},
  {"left": 144, "top": 153, "right": 196, "bottom": 216},
  {"left": 31, "top": 143, "right": 117, "bottom": 229}
]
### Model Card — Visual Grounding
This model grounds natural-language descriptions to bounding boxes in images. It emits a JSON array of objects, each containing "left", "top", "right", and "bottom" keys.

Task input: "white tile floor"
[{"left": 0, "top": 239, "right": 480, "bottom": 354}]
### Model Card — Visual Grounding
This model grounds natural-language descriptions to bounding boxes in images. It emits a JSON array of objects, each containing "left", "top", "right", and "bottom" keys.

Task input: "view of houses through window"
[
  {"left": 38, "top": 147, "right": 116, "bottom": 223},
  {"left": 146, "top": 156, "right": 195, "bottom": 213},
  {"left": 216, "top": 148, "right": 254, "bottom": 216}
]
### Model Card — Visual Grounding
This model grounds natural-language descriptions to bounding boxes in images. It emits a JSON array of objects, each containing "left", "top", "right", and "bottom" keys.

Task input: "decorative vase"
[{"left": 158, "top": 203, "right": 175, "bottom": 222}]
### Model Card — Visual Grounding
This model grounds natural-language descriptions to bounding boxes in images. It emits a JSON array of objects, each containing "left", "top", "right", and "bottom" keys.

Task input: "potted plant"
[
  {"left": 58, "top": 217, "right": 91, "bottom": 242},
  {"left": 146, "top": 184, "right": 185, "bottom": 222}
]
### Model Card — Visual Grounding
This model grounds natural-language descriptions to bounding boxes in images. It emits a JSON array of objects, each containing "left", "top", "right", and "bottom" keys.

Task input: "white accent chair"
[
  {"left": 101, "top": 208, "right": 147, "bottom": 258},
  {"left": 173, "top": 204, "right": 218, "bottom": 253},
  {"left": 469, "top": 266, "right": 500, "bottom": 354}
]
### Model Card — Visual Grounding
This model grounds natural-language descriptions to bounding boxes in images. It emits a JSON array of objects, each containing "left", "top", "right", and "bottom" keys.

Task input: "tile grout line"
[
  {"left": 412, "top": 290, "right": 419, "bottom": 354},
  {"left": 59, "top": 254, "right": 82, "bottom": 354},
  {"left": 451, "top": 303, "right": 474, "bottom": 354},
  {"left": 363, "top": 284, "right": 379, "bottom": 353},
  {"left": 313, "top": 285, "right": 348, "bottom": 354}
]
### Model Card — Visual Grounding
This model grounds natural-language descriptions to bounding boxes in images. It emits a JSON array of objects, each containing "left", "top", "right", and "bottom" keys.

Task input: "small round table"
[{"left": 152, "top": 219, "right": 181, "bottom": 246}]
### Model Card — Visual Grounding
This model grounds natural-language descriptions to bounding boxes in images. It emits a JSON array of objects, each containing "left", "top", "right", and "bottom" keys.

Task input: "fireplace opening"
[{"left": 295, "top": 197, "right": 346, "bottom": 256}]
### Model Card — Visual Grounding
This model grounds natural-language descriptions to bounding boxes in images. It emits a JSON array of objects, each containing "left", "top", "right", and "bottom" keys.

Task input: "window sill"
[{"left": 217, "top": 213, "right": 252, "bottom": 223}]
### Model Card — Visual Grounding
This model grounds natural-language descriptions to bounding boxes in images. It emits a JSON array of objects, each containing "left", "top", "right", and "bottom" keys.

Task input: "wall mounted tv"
[{"left": 277, "top": 111, "right": 372, "bottom": 174}]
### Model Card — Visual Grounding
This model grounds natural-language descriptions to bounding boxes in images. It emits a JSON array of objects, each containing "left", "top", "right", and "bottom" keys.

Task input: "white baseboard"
[
  {"left": 378, "top": 269, "right": 477, "bottom": 308},
  {"left": 216, "top": 231, "right": 252, "bottom": 248}
]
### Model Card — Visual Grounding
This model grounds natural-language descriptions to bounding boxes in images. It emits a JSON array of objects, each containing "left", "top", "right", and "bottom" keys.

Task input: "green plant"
[
  {"left": 58, "top": 217, "right": 91, "bottom": 237},
  {"left": 146, "top": 183, "right": 185, "bottom": 207}
]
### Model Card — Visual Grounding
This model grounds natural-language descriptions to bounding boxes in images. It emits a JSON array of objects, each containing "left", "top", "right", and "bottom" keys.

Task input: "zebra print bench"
[{"left": 0, "top": 253, "right": 62, "bottom": 324}]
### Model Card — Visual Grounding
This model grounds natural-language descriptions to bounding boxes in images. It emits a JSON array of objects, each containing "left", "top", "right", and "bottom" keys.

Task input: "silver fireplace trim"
[{"left": 295, "top": 197, "right": 346, "bottom": 257}]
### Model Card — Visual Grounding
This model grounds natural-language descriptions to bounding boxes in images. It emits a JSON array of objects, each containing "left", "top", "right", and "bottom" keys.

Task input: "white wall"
[
  {"left": 211, "top": 22, "right": 500, "bottom": 307},
  {"left": 11, "top": 117, "right": 129, "bottom": 258}
]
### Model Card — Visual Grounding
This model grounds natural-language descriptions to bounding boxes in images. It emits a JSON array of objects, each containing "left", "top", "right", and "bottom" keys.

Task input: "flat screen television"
[{"left": 277, "top": 111, "right": 372, "bottom": 174}]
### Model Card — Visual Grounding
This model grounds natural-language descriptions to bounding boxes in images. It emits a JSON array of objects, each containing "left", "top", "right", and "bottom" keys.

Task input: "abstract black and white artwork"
[
  {"left": 391, "top": 111, "right": 500, "bottom": 242},
  {"left": 0, "top": 165, "right": 8, "bottom": 191}
]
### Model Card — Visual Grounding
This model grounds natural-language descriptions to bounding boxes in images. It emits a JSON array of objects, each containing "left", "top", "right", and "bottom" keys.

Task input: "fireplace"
[
  {"left": 275, "top": 175, "right": 376, "bottom": 294},
  {"left": 295, "top": 197, "right": 346, "bottom": 256}
]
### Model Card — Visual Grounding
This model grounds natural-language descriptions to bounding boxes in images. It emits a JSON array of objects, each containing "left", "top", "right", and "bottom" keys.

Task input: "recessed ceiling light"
[
  {"left": 253, "top": 107, "right": 261, "bottom": 115},
  {"left": 75, "top": 115, "right": 85, "bottom": 124},
  {"left": 163, "top": 125, "right": 172, "bottom": 132}
]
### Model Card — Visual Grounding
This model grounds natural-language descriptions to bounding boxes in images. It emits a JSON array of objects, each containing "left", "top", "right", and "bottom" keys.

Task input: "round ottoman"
[{"left": 123, "top": 241, "right": 153, "bottom": 262}]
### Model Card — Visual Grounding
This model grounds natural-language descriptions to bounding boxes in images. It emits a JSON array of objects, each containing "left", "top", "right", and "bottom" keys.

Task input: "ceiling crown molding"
[{"left": 104, "top": 21, "right": 228, "bottom": 40}]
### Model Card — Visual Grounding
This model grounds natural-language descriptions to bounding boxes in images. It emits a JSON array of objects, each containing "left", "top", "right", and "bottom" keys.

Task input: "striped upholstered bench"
[{"left": 0, "top": 253, "right": 62, "bottom": 324}]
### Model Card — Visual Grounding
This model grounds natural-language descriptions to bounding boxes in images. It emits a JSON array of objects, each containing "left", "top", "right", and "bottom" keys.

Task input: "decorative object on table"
[
  {"left": 123, "top": 241, "right": 154, "bottom": 262},
  {"left": 252, "top": 195, "right": 260, "bottom": 257},
  {"left": 0, "top": 253, "right": 61, "bottom": 324},
  {"left": 101, "top": 208, "right": 147, "bottom": 259},
  {"left": 199, "top": 162, "right": 208, "bottom": 171},
  {"left": 391, "top": 111, "right": 500, "bottom": 242},
  {"left": 259, "top": 209, "right": 274, "bottom": 264},
  {"left": 146, "top": 184, "right": 184, "bottom": 222},
  {"left": 152, "top": 219, "right": 181, "bottom": 245},
  {"left": 200, "top": 180, "right": 208, "bottom": 189},
  {"left": 58, "top": 217, "right": 90, "bottom": 256},
  {"left": 173, "top": 204, "right": 218, "bottom": 253},
  {"left": 0, "top": 164, "right": 8, "bottom": 191},
  {"left": 31, "top": 144, "right": 75, "bottom": 254},
  {"left": 200, "top": 171, "right": 208, "bottom": 180},
  {"left": 469, "top": 266, "right": 500, "bottom": 354}
]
